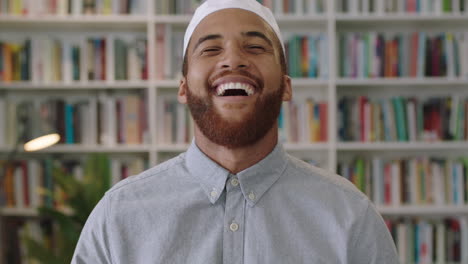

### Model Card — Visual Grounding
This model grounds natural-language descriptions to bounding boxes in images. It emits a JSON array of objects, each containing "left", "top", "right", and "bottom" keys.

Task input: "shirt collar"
[
  {"left": 185, "top": 140, "right": 288, "bottom": 206},
  {"left": 186, "top": 141, "right": 231, "bottom": 204}
]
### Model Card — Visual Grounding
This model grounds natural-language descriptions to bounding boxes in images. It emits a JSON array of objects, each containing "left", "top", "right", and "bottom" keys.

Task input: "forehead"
[{"left": 190, "top": 8, "right": 276, "bottom": 44}]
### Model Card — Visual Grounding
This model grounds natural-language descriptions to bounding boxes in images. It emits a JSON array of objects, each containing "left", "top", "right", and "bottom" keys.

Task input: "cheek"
[
  {"left": 187, "top": 68, "right": 210, "bottom": 93},
  {"left": 260, "top": 65, "right": 282, "bottom": 85}
]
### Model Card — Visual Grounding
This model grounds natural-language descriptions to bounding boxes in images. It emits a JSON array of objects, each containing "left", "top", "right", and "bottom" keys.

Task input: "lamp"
[{"left": 0, "top": 101, "right": 60, "bottom": 205}]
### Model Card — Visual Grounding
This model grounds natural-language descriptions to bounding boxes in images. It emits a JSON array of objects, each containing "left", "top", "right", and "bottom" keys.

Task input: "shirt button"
[
  {"left": 230, "top": 178, "right": 239, "bottom": 187},
  {"left": 210, "top": 190, "right": 218, "bottom": 198},
  {"left": 248, "top": 192, "right": 256, "bottom": 201},
  {"left": 230, "top": 222, "right": 239, "bottom": 232}
]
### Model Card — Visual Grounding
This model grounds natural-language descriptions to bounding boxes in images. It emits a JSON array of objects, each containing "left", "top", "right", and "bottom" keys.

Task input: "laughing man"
[{"left": 72, "top": 0, "right": 399, "bottom": 263}]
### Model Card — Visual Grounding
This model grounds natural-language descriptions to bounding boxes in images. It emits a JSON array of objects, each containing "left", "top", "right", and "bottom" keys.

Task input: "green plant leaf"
[
  {"left": 23, "top": 237, "right": 63, "bottom": 264},
  {"left": 24, "top": 153, "right": 112, "bottom": 264}
]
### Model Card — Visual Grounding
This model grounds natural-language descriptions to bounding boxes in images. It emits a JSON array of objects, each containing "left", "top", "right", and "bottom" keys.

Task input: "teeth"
[{"left": 216, "top": 82, "right": 254, "bottom": 96}]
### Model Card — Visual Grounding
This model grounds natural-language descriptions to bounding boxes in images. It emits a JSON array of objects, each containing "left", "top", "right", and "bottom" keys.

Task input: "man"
[{"left": 72, "top": 0, "right": 399, "bottom": 263}]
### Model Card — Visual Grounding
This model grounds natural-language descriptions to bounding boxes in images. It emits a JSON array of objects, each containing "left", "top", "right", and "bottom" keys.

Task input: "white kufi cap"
[{"left": 183, "top": 0, "right": 284, "bottom": 58}]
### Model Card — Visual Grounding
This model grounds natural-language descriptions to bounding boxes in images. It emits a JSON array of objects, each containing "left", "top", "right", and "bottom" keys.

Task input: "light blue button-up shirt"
[{"left": 72, "top": 142, "right": 399, "bottom": 263}]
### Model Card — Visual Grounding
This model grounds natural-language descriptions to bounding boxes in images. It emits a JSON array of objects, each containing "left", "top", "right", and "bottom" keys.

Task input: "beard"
[{"left": 186, "top": 80, "right": 284, "bottom": 149}]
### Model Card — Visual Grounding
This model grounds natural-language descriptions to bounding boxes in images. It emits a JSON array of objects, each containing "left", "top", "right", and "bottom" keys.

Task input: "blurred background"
[{"left": 0, "top": 0, "right": 467, "bottom": 263}]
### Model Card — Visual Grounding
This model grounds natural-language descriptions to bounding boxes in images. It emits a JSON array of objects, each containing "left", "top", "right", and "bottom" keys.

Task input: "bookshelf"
[{"left": 1, "top": 0, "right": 468, "bottom": 263}]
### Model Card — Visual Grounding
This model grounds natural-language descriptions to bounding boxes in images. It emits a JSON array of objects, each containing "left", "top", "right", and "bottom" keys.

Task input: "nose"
[{"left": 219, "top": 45, "right": 250, "bottom": 70}]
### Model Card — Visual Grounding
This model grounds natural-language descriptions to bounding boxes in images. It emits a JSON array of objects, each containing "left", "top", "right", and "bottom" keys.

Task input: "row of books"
[
  {"left": 257, "top": 0, "right": 327, "bottom": 15},
  {"left": 339, "top": 32, "right": 468, "bottom": 79},
  {"left": 114, "top": 37, "right": 148, "bottom": 81},
  {"left": 155, "top": 0, "right": 201, "bottom": 15},
  {"left": 0, "top": 93, "right": 149, "bottom": 147},
  {"left": 337, "top": 0, "right": 467, "bottom": 14},
  {"left": 0, "top": 34, "right": 148, "bottom": 83},
  {"left": 97, "top": 92, "right": 149, "bottom": 145},
  {"left": 0, "top": 0, "right": 146, "bottom": 16},
  {"left": 0, "top": 97, "right": 98, "bottom": 146},
  {"left": 257, "top": 0, "right": 326, "bottom": 15},
  {"left": 155, "top": 24, "right": 184, "bottom": 80},
  {"left": 284, "top": 33, "right": 329, "bottom": 79},
  {"left": 0, "top": 156, "right": 147, "bottom": 210},
  {"left": 279, "top": 98, "right": 328, "bottom": 143},
  {"left": 338, "top": 156, "right": 468, "bottom": 206},
  {"left": 338, "top": 96, "right": 468, "bottom": 142},
  {"left": 154, "top": 0, "right": 326, "bottom": 15},
  {"left": 3, "top": 94, "right": 465, "bottom": 147},
  {"left": 6, "top": 31, "right": 466, "bottom": 82},
  {"left": 386, "top": 218, "right": 466, "bottom": 264},
  {"left": 156, "top": 95, "right": 193, "bottom": 145}
]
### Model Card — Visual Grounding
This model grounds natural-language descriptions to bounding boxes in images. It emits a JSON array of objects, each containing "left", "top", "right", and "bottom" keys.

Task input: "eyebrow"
[{"left": 192, "top": 34, "right": 223, "bottom": 54}]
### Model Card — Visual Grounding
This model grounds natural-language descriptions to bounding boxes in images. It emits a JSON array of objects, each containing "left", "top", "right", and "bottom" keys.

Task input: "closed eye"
[
  {"left": 248, "top": 45, "right": 265, "bottom": 50},
  {"left": 201, "top": 47, "right": 222, "bottom": 55},
  {"left": 247, "top": 45, "right": 266, "bottom": 53}
]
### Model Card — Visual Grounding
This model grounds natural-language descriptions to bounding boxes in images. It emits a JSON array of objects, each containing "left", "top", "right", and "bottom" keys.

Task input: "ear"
[
  {"left": 281, "top": 75, "right": 292, "bottom": 101},
  {"left": 178, "top": 77, "right": 188, "bottom": 104}
]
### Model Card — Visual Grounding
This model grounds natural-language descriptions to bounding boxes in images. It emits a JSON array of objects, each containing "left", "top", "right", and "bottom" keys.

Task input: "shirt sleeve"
[
  {"left": 71, "top": 194, "right": 114, "bottom": 264},
  {"left": 348, "top": 201, "right": 400, "bottom": 264}
]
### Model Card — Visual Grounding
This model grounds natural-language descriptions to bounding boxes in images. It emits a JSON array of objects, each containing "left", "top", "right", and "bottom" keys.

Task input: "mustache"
[{"left": 207, "top": 69, "right": 264, "bottom": 91}]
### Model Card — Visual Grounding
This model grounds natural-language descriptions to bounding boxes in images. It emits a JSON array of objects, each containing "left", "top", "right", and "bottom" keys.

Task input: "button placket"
[{"left": 223, "top": 176, "right": 245, "bottom": 264}]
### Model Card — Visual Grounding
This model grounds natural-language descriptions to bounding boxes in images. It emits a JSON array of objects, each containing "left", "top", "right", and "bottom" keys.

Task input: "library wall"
[{"left": 0, "top": 0, "right": 468, "bottom": 263}]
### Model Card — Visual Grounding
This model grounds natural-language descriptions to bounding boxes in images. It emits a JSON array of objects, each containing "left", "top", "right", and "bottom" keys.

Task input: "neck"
[{"left": 194, "top": 125, "right": 279, "bottom": 174}]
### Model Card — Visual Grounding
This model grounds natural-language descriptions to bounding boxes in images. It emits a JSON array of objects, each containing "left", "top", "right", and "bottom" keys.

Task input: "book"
[
  {"left": 0, "top": 97, "right": 5, "bottom": 147},
  {"left": 123, "top": 94, "right": 142, "bottom": 144}
]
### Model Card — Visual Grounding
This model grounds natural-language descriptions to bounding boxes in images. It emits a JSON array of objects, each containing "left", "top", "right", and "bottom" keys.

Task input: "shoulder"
[
  {"left": 105, "top": 153, "right": 188, "bottom": 197},
  {"left": 284, "top": 154, "right": 368, "bottom": 203}
]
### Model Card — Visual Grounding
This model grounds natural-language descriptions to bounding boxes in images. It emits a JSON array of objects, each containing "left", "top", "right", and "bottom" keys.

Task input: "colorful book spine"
[
  {"left": 386, "top": 218, "right": 465, "bottom": 263},
  {"left": 337, "top": 0, "right": 467, "bottom": 13},
  {"left": 338, "top": 156, "right": 468, "bottom": 207},
  {"left": 278, "top": 97, "right": 328, "bottom": 143},
  {"left": 338, "top": 95, "right": 468, "bottom": 142},
  {"left": 340, "top": 31, "right": 467, "bottom": 79},
  {"left": 284, "top": 33, "right": 327, "bottom": 79}
]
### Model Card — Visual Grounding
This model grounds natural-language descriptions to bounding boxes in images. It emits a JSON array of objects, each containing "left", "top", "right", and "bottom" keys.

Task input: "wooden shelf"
[
  {"left": 0, "top": 81, "right": 149, "bottom": 90},
  {"left": 284, "top": 143, "right": 329, "bottom": 151},
  {"left": 335, "top": 13, "right": 468, "bottom": 30},
  {"left": 156, "top": 144, "right": 190, "bottom": 152},
  {"left": 291, "top": 78, "right": 329, "bottom": 87},
  {"left": 336, "top": 13, "right": 468, "bottom": 23},
  {"left": 337, "top": 141, "right": 468, "bottom": 151},
  {"left": 153, "top": 15, "right": 191, "bottom": 24},
  {"left": 336, "top": 77, "right": 468, "bottom": 87},
  {"left": 0, "top": 15, "right": 148, "bottom": 30},
  {"left": 378, "top": 205, "right": 468, "bottom": 217},
  {"left": 155, "top": 80, "right": 180, "bottom": 88},
  {"left": 0, "top": 145, "right": 151, "bottom": 154},
  {"left": 0, "top": 207, "right": 38, "bottom": 217}
]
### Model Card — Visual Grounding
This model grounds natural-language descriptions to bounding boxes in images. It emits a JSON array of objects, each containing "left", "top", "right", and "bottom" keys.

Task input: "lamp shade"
[
  {"left": 17, "top": 101, "right": 60, "bottom": 152},
  {"left": 24, "top": 133, "right": 60, "bottom": 152}
]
